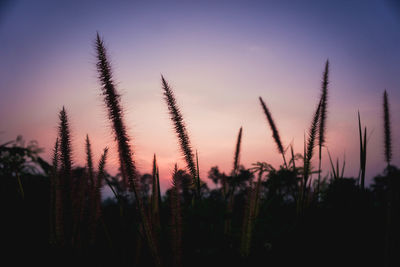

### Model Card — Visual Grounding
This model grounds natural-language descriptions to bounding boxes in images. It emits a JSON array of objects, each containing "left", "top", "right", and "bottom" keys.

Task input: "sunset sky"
[{"left": 1, "top": 0, "right": 400, "bottom": 192}]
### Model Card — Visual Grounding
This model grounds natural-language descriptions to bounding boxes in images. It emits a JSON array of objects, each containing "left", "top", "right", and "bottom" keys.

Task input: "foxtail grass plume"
[
  {"left": 318, "top": 60, "right": 329, "bottom": 152},
  {"left": 95, "top": 33, "right": 161, "bottom": 266},
  {"left": 259, "top": 97, "right": 287, "bottom": 168},
  {"left": 303, "top": 99, "right": 322, "bottom": 199},
  {"left": 95, "top": 33, "right": 135, "bottom": 190},
  {"left": 233, "top": 127, "right": 243, "bottom": 177},
  {"left": 151, "top": 154, "right": 161, "bottom": 232},
  {"left": 58, "top": 107, "right": 73, "bottom": 245},
  {"left": 317, "top": 60, "right": 329, "bottom": 196},
  {"left": 161, "top": 75, "right": 198, "bottom": 196},
  {"left": 59, "top": 107, "right": 72, "bottom": 178},
  {"left": 383, "top": 90, "right": 392, "bottom": 166},
  {"left": 85, "top": 135, "right": 95, "bottom": 188}
]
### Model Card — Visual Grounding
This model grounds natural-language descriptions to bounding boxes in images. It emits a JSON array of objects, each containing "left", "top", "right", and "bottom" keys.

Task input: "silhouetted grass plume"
[
  {"left": 95, "top": 33, "right": 161, "bottom": 266},
  {"left": 259, "top": 97, "right": 287, "bottom": 168},
  {"left": 161, "top": 75, "right": 199, "bottom": 197},
  {"left": 317, "top": 60, "right": 329, "bottom": 196},
  {"left": 383, "top": 90, "right": 392, "bottom": 166}
]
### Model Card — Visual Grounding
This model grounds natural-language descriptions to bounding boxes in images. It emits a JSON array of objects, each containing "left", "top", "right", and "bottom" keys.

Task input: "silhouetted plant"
[
  {"left": 161, "top": 75, "right": 199, "bottom": 197},
  {"left": 4, "top": 36, "right": 400, "bottom": 267},
  {"left": 92, "top": 147, "right": 108, "bottom": 243},
  {"left": 95, "top": 33, "right": 161, "bottom": 266},
  {"left": 49, "top": 138, "right": 60, "bottom": 245},
  {"left": 151, "top": 154, "right": 161, "bottom": 234},
  {"left": 383, "top": 90, "right": 396, "bottom": 267},
  {"left": 259, "top": 97, "right": 287, "bottom": 168},
  {"left": 58, "top": 107, "right": 73, "bottom": 246},
  {"left": 225, "top": 127, "right": 243, "bottom": 236},
  {"left": 327, "top": 149, "right": 346, "bottom": 180},
  {"left": 170, "top": 164, "right": 183, "bottom": 267},
  {"left": 383, "top": 90, "right": 392, "bottom": 167},
  {"left": 240, "top": 186, "right": 255, "bottom": 257},
  {"left": 358, "top": 111, "right": 367, "bottom": 190},
  {"left": 317, "top": 60, "right": 329, "bottom": 197},
  {"left": 301, "top": 99, "right": 322, "bottom": 209},
  {"left": 233, "top": 127, "right": 243, "bottom": 177}
]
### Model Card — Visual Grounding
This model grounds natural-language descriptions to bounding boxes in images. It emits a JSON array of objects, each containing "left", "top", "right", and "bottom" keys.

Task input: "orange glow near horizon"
[{"left": 1, "top": 1, "right": 400, "bottom": 194}]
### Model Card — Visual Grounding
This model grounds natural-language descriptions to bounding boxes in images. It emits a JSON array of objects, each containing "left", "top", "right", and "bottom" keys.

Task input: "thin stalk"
[
  {"left": 259, "top": 97, "right": 287, "bottom": 168},
  {"left": 317, "top": 60, "right": 329, "bottom": 202},
  {"left": 161, "top": 76, "right": 198, "bottom": 197},
  {"left": 95, "top": 34, "right": 160, "bottom": 266}
]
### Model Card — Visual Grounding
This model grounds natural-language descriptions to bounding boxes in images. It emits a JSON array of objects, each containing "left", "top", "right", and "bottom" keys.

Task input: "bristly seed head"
[
  {"left": 161, "top": 75, "right": 197, "bottom": 189},
  {"left": 383, "top": 90, "right": 392, "bottom": 165}
]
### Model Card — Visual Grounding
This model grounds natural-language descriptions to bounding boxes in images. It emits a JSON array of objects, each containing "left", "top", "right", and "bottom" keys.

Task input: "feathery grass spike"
[
  {"left": 302, "top": 100, "right": 322, "bottom": 208},
  {"left": 304, "top": 100, "right": 322, "bottom": 182},
  {"left": 58, "top": 107, "right": 73, "bottom": 244},
  {"left": 383, "top": 90, "right": 392, "bottom": 166},
  {"left": 317, "top": 60, "right": 329, "bottom": 198},
  {"left": 85, "top": 135, "right": 95, "bottom": 187},
  {"left": 95, "top": 33, "right": 161, "bottom": 266},
  {"left": 95, "top": 147, "right": 108, "bottom": 221},
  {"left": 161, "top": 75, "right": 198, "bottom": 196},
  {"left": 259, "top": 97, "right": 287, "bottom": 168},
  {"left": 59, "top": 107, "right": 72, "bottom": 177},
  {"left": 151, "top": 154, "right": 160, "bottom": 231},
  {"left": 233, "top": 127, "right": 243, "bottom": 176},
  {"left": 318, "top": 60, "right": 329, "bottom": 150}
]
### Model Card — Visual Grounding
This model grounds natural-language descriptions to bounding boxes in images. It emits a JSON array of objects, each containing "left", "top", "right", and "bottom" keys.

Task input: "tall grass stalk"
[
  {"left": 225, "top": 127, "right": 243, "bottom": 236},
  {"left": 161, "top": 75, "right": 199, "bottom": 197},
  {"left": 233, "top": 127, "right": 243, "bottom": 177},
  {"left": 301, "top": 100, "right": 322, "bottom": 209},
  {"left": 259, "top": 97, "right": 287, "bottom": 168},
  {"left": 170, "top": 164, "right": 182, "bottom": 267},
  {"left": 58, "top": 107, "right": 73, "bottom": 245},
  {"left": 151, "top": 154, "right": 161, "bottom": 232},
  {"left": 383, "top": 90, "right": 392, "bottom": 166},
  {"left": 92, "top": 147, "right": 108, "bottom": 243},
  {"left": 317, "top": 60, "right": 329, "bottom": 198},
  {"left": 358, "top": 111, "right": 367, "bottom": 190},
  {"left": 383, "top": 90, "right": 395, "bottom": 267},
  {"left": 95, "top": 33, "right": 160, "bottom": 266},
  {"left": 85, "top": 135, "right": 96, "bottom": 243},
  {"left": 50, "top": 138, "right": 61, "bottom": 244},
  {"left": 240, "top": 187, "right": 255, "bottom": 257}
]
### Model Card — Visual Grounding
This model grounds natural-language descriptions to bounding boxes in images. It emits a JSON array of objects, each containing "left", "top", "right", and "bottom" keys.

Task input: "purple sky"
[{"left": 1, "top": 0, "right": 400, "bottom": 191}]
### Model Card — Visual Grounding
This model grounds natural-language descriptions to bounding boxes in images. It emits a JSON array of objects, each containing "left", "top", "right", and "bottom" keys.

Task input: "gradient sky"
[{"left": 1, "top": 0, "right": 400, "bottom": 192}]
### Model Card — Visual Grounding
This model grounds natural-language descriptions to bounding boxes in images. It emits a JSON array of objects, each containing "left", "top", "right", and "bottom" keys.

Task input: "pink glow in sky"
[{"left": 1, "top": 0, "right": 400, "bottom": 193}]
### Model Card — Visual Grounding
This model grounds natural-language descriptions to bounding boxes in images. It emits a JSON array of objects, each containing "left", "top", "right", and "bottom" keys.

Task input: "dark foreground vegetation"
[{"left": 1, "top": 34, "right": 399, "bottom": 267}]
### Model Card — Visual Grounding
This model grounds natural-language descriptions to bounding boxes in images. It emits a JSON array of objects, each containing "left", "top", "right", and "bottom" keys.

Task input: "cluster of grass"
[{"left": 1, "top": 34, "right": 399, "bottom": 267}]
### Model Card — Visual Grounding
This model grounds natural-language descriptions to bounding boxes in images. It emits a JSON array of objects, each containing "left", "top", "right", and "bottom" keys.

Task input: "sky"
[{"left": 1, "top": 0, "right": 400, "bottom": 193}]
